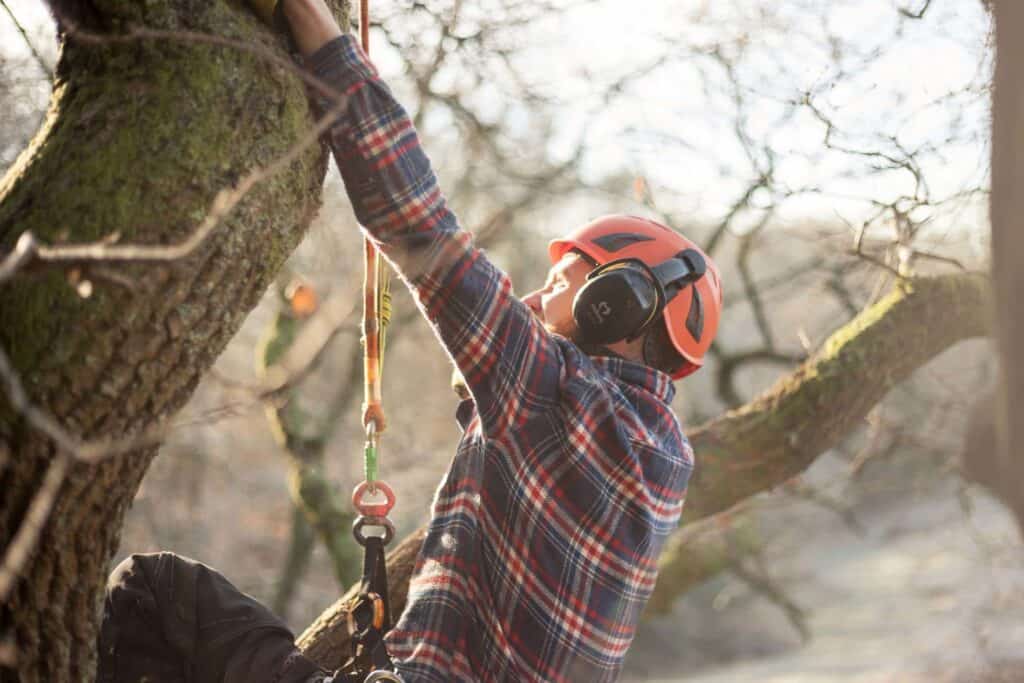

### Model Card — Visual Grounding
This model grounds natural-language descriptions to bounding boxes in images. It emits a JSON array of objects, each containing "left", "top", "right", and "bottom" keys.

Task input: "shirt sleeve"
[{"left": 308, "top": 35, "right": 562, "bottom": 436}]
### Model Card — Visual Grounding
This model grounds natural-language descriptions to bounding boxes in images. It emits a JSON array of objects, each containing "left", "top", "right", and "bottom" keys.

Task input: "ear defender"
[{"left": 572, "top": 249, "right": 706, "bottom": 346}]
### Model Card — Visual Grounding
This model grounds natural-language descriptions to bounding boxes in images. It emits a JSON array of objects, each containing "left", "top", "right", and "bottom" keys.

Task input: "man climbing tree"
[{"left": 97, "top": 0, "right": 723, "bottom": 681}]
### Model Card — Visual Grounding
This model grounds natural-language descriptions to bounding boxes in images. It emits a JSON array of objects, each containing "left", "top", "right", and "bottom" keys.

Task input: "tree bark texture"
[
  {"left": 0, "top": 2, "right": 349, "bottom": 680},
  {"left": 990, "top": 1, "right": 1024, "bottom": 530},
  {"left": 297, "top": 272, "right": 992, "bottom": 666}
]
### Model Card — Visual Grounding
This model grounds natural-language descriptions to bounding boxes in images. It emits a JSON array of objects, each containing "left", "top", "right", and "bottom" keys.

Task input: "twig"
[
  {"left": 848, "top": 404, "right": 889, "bottom": 477},
  {"left": 781, "top": 476, "right": 865, "bottom": 535},
  {"left": 0, "top": 95, "right": 341, "bottom": 285},
  {"left": 731, "top": 559, "right": 810, "bottom": 642},
  {"left": 0, "top": 0, "right": 52, "bottom": 78},
  {"left": 848, "top": 247, "right": 906, "bottom": 279},
  {"left": 260, "top": 291, "right": 359, "bottom": 395},
  {"left": 736, "top": 216, "right": 777, "bottom": 350},
  {"left": 0, "top": 233, "right": 37, "bottom": 286},
  {"left": 0, "top": 455, "right": 70, "bottom": 604},
  {"left": 713, "top": 348, "right": 803, "bottom": 408},
  {"left": 911, "top": 248, "right": 967, "bottom": 271},
  {"left": 899, "top": 0, "right": 933, "bottom": 20},
  {"left": 0, "top": 344, "right": 83, "bottom": 456},
  {"left": 0, "top": 10, "right": 356, "bottom": 288},
  {"left": 0, "top": 285, "right": 357, "bottom": 468}
]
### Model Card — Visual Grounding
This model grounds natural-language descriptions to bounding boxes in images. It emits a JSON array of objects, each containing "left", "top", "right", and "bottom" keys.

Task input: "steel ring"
[
  {"left": 363, "top": 671, "right": 404, "bottom": 683},
  {"left": 352, "top": 515, "right": 395, "bottom": 546}
]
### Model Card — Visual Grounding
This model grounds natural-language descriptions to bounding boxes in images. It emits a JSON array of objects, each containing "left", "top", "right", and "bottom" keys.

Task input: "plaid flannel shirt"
[{"left": 311, "top": 35, "right": 693, "bottom": 683}]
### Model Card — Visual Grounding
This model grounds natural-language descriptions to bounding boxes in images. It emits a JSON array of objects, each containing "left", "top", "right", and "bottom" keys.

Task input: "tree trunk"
[
  {"left": 297, "top": 273, "right": 992, "bottom": 666},
  {"left": 0, "top": 2, "right": 348, "bottom": 680},
  {"left": 990, "top": 0, "right": 1024, "bottom": 533}
]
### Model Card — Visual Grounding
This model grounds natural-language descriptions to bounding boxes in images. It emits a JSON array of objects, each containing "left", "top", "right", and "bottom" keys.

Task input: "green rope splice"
[{"left": 364, "top": 440, "right": 378, "bottom": 484}]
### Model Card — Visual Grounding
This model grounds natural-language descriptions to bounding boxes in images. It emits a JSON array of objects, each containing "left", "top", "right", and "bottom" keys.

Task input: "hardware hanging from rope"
[
  {"left": 339, "top": 1, "right": 402, "bottom": 680},
  {"left": 352, "top": 11, "right": 396, "bottom": 549}
]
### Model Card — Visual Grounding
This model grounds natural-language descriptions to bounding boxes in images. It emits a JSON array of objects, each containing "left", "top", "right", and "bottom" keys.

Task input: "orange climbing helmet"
[{"left": 549, "top": 214, "right": 722, "bottom": 379}]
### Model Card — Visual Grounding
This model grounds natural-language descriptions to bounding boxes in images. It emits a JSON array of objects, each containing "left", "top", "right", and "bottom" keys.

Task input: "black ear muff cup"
[
  {"left": 572, "top": 261, "right": 661, "bottom": 345},
  {"left": 571, "top": 250, "right": 708, "bottom": 348}
]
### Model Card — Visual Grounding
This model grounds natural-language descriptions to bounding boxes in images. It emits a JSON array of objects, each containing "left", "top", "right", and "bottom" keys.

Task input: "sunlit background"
[{"left": 2, "top": 1, "right": 1019, "bottom": 680}]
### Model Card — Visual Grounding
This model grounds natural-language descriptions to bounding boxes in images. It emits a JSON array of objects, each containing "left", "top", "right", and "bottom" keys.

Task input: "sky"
[{"left": 0, "top": 0, "right": 993, "bottom": 248}]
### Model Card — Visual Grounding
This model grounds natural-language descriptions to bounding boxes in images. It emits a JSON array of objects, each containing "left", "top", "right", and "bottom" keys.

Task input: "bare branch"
[
  {"left": 0, "top": 0, "right": 52, "bottom": 78},
  {"left": 911, "top": 248, "right": 968, "bottom": 271},
  {"left": 0, "top": 455, "right": 70, "bottom": 603},
  {"left": 0, "top": 100, "right": 341, "bottom": 284},
  {"left": 731, "top": 558, "right": 810, "bottom": 642},
  {"left": 780, "top": 477, "right": 865, "bottom": 535},
  {"left": 899, "top": 0, "right": 934, "bottom": 20},
  {"left": 261, "top": 290, "right": 359, "bottom": 395}
]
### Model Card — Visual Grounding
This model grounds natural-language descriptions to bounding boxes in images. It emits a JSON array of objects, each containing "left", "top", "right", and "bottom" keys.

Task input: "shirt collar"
[
  {"left": 453, "top": 355, "right": 676, "bottom": 432},
  {"left": 589, "top": 355, "right": 676, "bottom": 404}
]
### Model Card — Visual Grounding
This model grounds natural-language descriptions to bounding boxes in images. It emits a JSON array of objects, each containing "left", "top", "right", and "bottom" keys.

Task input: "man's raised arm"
[{"left": 268, "top": 0, "right": 564, "bottom": 436}]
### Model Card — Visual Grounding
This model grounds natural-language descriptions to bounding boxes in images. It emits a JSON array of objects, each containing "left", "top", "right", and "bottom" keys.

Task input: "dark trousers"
[{"left": 97, "top": 552, "right": 324, "bottom": 683}]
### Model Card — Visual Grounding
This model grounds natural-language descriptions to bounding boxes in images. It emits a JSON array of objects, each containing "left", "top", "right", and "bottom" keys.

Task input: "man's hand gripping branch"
[{"left": 248, "top": 0, "right": 345, "bottom": 58}]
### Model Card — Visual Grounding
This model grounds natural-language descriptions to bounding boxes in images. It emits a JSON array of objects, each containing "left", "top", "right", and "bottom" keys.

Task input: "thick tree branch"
[{"left": 682, "top": 273, "right": 990, "bottom": 521}]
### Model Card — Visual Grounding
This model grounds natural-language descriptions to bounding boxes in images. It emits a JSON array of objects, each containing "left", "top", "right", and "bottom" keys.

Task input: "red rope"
[
  {"left": 360, "top": 0, "right": 370, "bottom": 53},
  {"left": 360, "top": 0, "right": 385, "bottom": 436}
]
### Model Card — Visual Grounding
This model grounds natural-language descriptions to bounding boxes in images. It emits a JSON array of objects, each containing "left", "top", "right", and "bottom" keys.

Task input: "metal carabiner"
[
  {"left": 363, "top": 671, "right": 404, "bottom": 683},
  {"left": 346, "top": 592, "right": 387, "bottom": 635}
]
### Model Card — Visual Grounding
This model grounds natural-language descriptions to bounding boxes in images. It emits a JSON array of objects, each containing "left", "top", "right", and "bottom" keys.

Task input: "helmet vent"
[
  {"left": 686, "top": 289, "right": 704, "bottom": 342},
  {"left": 592, "top": 232, "right": 656, "bottom": 253}
]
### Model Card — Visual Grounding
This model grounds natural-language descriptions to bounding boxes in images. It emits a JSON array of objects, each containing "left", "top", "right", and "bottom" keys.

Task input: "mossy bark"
[
  {"left": 0, "top": 2, "right": 349, "bottom": 680},
  {"left": 296, "top": 273, "right": 992, "bottom": 665}
]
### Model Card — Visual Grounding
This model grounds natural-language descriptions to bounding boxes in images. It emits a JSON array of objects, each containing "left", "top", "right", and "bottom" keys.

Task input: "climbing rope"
[
  {"left": 355, "top": 0, "right": 394, "bottom": 515},
  {"left": 345, "top": 2, "right": 402, "bottom": 680}
]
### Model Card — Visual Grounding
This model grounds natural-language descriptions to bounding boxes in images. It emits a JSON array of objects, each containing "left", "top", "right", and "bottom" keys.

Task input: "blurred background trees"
[{"left": 1, "top": 0, "right": 1020, "bottom": 680}]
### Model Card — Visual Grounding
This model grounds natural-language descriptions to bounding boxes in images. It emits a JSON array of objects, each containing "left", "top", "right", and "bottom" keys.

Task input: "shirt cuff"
[{"left": 308, "top": 33, "right": 379, "bottom": 93}]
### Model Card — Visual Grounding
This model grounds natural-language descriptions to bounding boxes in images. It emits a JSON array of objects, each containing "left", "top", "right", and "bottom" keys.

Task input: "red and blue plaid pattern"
[{"left": 311, "top": 35, "right": 693, "bottom": 683}]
